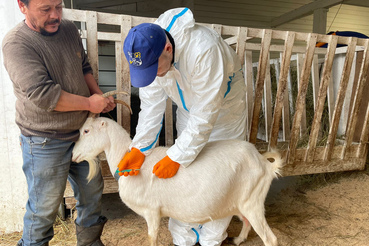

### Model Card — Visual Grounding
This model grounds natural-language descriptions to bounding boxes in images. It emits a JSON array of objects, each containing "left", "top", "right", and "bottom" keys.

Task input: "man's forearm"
[{"left": 54, "top": 90, "right": 90, "bottom": 112}]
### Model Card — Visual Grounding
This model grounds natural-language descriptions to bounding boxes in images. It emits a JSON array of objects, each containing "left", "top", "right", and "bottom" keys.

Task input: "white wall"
[{"left": 0, "top": 1, "right": 27, "bottom": 234}]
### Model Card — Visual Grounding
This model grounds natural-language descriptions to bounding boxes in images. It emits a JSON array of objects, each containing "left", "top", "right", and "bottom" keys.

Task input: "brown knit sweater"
[{"left": 2, "top": 19, "right": 92, "bottom": 141}]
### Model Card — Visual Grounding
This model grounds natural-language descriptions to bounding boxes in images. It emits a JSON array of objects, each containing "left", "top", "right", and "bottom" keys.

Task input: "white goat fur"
[{"left": 72, "top": 117, "right": 283, "bottom": 246}]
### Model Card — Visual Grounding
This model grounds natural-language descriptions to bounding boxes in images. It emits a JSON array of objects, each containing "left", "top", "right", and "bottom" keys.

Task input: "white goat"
[{"left": 72, "top": 116, "right": 283, "bottom": 246}]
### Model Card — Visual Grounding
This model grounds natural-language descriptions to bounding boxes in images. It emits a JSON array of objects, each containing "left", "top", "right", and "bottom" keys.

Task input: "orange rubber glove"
[
  {"left": 117, "top": 147, "right": 145, "bottom": 176},
  {"left": 152, "top": 155, "right": 180, "bottom": 179}
]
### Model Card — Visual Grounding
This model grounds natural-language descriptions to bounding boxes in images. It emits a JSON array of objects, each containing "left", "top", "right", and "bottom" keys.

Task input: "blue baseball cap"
[{"left": 123, "top": 23, "right": 167, "bottom": 87}]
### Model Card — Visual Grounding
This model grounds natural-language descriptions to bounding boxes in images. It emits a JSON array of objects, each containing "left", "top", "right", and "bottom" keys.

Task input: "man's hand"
[
  {"left": 153, "top": 155, "right": 180, "bottom": 179},
  {"left": 102, "top": 95, "right": 116, "bottom": 113},
  {"left": 88, "top": 94, "right": 110, "bottom": 113},
  {"left": 117, "top": 148, "right": 145, "bottom": 176}
]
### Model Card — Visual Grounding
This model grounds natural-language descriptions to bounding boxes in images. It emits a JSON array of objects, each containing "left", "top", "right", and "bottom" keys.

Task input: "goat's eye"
[{"left": 84, "top": 129, "right": 90, "bottom": 134}]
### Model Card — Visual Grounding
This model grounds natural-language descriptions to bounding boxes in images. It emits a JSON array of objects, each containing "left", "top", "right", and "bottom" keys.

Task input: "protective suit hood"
[{"left": 155, "top": 8, "right": 194, "bottom": 63}]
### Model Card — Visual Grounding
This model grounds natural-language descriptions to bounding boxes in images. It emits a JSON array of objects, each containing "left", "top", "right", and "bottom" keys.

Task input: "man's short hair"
[{"left": 20, "top": 0, "right": 30, "bottom": 6}]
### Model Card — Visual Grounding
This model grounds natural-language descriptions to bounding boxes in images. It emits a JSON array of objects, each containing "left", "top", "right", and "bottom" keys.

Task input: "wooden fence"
[{"left": 62, "top": 8, "right": 369, "bottom": 208}]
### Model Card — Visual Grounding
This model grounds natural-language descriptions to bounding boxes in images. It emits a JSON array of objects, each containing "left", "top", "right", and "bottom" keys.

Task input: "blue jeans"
[{"left": 18, "top": 134, "right": 104, "bottom": 246}]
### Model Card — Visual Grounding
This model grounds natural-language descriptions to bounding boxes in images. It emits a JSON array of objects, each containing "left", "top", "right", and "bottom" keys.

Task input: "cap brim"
[{"left": 129, "top": 61, "right": 158, "bottom": 88}]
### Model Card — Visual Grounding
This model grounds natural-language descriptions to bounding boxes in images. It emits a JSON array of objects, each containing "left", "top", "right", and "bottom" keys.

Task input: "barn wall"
[{"left": 0, "top": 1, "right": 28, "bottom": 234}]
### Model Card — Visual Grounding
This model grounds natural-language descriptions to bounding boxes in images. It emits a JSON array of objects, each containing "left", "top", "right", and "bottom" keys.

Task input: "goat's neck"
[{"left": 104, "top": 125, "right": 132, "bottom": 175}]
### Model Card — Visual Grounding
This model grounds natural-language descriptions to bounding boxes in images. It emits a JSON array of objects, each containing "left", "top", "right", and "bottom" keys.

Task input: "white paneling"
[
  {"left": 0, "top": 1, "right": 28, "bottom": 234},
  {"left": 326, "top": 4, "right": 369, "bottom": 36}
]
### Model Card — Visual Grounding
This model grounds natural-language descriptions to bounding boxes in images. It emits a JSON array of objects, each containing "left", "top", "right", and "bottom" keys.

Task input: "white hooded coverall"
[{"left": 130, "top": 8, "right": 247, "bottom": 246}]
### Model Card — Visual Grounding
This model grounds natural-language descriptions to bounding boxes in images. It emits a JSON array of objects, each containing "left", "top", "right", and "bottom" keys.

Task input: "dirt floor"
[{"left": 2, "top": 164, "right": 369, "bottom": 246}]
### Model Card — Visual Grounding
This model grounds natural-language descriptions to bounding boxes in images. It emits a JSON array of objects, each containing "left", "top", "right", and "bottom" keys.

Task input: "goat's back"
[{"left": 119, "top": 139, "right": 282, "bottom": 224}]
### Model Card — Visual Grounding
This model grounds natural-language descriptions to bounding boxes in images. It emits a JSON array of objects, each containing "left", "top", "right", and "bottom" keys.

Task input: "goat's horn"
[
  {"left": 103, "top": 90, "right": 129, "bottom": 97},
  {"left": 113, "top": 99, "right": 133, "bottom": 114},
  {"left": 103, "top": 90, "right": 132, "bottom": 115}
]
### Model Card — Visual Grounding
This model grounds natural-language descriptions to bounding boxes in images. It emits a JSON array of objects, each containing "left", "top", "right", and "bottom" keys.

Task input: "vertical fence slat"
[
  {"left": 343, "top": 39, "right": 369, "bottom": 157},
  {"left": 327, "top": 74, "right": 334, "bottom": 125},
  {"left": 288, "top": 33, "right": 318, "bottom": 164},
  {"left": 249, "top": 29, "right": 272, "bottom": 144},
  {"left": 264, "top": 56, "right": 272, "bottom": 142},
  {"left": 86, "top": 11, "right": 99, "bottom": 83},
  {"left": 324, "top": 37, "right": 357, "bottom": 161},
  {"left": 165, "top": 98, "right": 174, "bottom": 146},
  {"left": 296, "top": 53, "right": 307, "bottom": 136},
  {"left": 305, "top": 35, "right": 338, "bottom": 163},
  {"left": 212, "top": 24, "right": 222, "bottom": 35},
  {"left": 237, "top": 27, "right": 248, "bottom": 66},
  {"left": 311, "top": 55, "right": 320, "bottom": 112},
  {"left": 269, "top": 32, "right": 295, "bottom": 149},
  {"left": 245, "top": 50, "right": 253, "bottom": 141},
  {"left": 117, "top": 15, "right": 132, "bottom": 132}
]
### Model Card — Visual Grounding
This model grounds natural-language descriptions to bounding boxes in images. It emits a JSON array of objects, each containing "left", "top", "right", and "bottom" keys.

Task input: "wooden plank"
[
  {"left": 98, "top": 32, "right": 120, "bottom": 41},
  {"left": 245, "top": 50, "right": 254, "bottom": 141},
  {"left": 305, "top": 35, "right": 338, "bottom": 163},
  {"left": 282, "top": 54, "right": 291, "bottom": 141},
  {"left": 327, "top": 73, "right": 334, "bottom": 124},
  {"left": 359, "top": 55, "right": 369, "bottom": 151},
  {"left": 86, "top": 11, "right": 99, "bottom": 83},
  {"left": 65, "top": 197, "right": 77, "bottom": 209},
  {"left": 63, "top": 8, "right": 87, "bottom": 22},
  {"left": 311, "top": 54, "right": 320, "bottom": 110},
  {"left": 249, "top": 29, "right": 272, "bottom": 144},
  {"left": 282, "top": 155, "right": 366, "bottom": 176},
  {"left": 245, "top": 43, "right": 327, "bottom": 55},
  {"left": 117, "top": 15, "right": 132, "bottom": 131},
  {"left": 343, "top": 39, "right": 369, "bottom": 157},
  {"left": 165, "top": 98, "right": 174, "bottom": 146},
  {"left": 324, "top": 37, "right": 358, "bottom": 161},
  {"left": 236, "top": 27, "right": 248, "bottom": 66},
  {"left": 269, "top": 32, "right": 295, "bottom": 149},
  {"left": 296, "top": 53, "right": 307, "bottom": 136},
  {"left": 264, "top": 56, "right": 272, "bottom": 142},
  {"left": 288, "top": 33, "right": 318, "bottom": 164},
  {"left": 211, "top": 24, "right": 222, "bottom": 34}
]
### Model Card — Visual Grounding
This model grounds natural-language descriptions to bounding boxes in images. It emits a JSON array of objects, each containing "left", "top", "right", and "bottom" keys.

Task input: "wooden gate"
[{"left": 62, "top": 8, "right": 369, "bottom": 207}]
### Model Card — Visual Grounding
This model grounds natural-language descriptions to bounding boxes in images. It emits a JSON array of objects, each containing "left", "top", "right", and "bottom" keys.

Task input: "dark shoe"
[{"left": 75, "top": 216, "right": 108, "bottom": 246}]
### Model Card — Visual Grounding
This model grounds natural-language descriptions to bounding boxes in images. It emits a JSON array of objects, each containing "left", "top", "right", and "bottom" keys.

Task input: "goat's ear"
[{"left": 99, "top": 120, "right": 107, "bottom": 129}]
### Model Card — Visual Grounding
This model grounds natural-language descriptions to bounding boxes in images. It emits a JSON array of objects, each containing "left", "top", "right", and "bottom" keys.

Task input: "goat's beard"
[{"left": 86, "top": 157, "right": 99, "bottom": 183}]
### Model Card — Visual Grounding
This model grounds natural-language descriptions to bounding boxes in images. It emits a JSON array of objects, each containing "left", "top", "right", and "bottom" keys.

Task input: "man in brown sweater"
[{"left": 2, "top": 0, "right": 115, "bottom": 245}]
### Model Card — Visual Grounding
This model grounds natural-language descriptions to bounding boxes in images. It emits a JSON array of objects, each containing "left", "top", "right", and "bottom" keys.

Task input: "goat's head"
[{"left": 72, "top": 117, "right": 111, "bottom": 163}]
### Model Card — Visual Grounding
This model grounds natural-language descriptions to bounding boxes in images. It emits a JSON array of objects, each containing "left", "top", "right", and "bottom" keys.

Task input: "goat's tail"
[
  {"left": 262, "top": 149, "right": 284, "bottom": 178},
  {"left": 86, "top": 157, "right": 100, "bottom": 183}
]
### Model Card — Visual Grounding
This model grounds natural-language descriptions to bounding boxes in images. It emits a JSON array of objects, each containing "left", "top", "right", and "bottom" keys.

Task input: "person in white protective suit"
[{"left": 117, "top": 7, "right": 247, "bottom": 246}]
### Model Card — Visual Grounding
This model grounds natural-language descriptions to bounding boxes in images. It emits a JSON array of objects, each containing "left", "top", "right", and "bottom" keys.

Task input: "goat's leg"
[
  {"left": 239, "top": 205, "right": 277, "bottom": 246},
  {"left": 144, "top": 210, "right": 161, "bottom": 246},
  {"left": 231, "top": 215, "right": 251, "bottom": 245}
]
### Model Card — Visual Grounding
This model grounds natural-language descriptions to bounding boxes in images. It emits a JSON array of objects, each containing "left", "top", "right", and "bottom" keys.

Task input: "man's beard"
[{"left": 40, "top": 19, "right": 60, "bottom": 36}]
